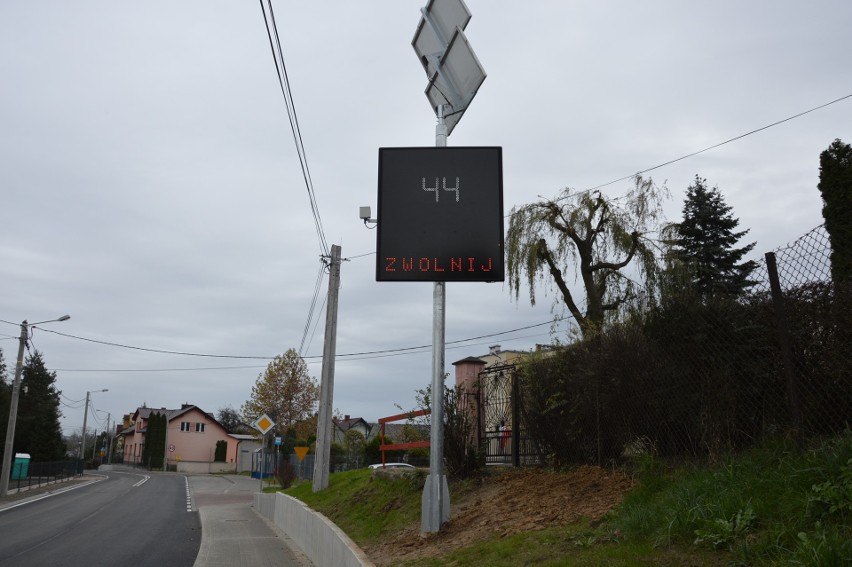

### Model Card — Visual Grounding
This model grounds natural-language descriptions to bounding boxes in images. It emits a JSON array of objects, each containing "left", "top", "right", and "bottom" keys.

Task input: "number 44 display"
[{"left": 422, "top": 177, "right": 460, "bottom": 202}]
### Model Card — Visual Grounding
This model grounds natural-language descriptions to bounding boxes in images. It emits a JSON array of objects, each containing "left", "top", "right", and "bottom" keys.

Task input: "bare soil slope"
[{"left": 363, "top": 465, "right": 636, "bottom": 565}]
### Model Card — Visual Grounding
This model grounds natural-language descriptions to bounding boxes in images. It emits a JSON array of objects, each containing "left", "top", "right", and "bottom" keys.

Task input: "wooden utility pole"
[{"left": 313, "top": 245, "right": 342, "bottom": 492}]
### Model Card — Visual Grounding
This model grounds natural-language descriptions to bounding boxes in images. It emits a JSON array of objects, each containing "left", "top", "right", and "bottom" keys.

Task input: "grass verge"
[{"left": 280, "top": 433, "right": 851, "bottom": 566}]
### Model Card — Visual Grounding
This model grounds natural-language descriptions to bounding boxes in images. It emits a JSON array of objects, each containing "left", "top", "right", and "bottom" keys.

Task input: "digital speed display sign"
[{"left": 376, "top": 147, "right": 504, "bottom": 282}]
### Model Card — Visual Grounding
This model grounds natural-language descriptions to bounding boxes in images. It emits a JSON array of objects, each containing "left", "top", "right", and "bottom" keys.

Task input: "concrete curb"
[{"left": 255, "top": 492, "right": 375, "bottom": 567}]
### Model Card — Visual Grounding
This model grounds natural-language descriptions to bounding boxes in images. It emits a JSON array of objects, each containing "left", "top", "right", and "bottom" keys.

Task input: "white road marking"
[
  {"left": 132, "top": 475, "right": 150, "bottom": 487},
  {"left": 184, "top": 476, "right": 193, "bottom": 512}
]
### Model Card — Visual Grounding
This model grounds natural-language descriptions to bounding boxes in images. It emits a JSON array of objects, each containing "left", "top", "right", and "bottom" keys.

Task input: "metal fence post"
[
  {"left": 511, "top": 370, "right": 520, "bottom": 467},
  {"left": 765, "top": 252, "right": 803, "bottom": 443}
]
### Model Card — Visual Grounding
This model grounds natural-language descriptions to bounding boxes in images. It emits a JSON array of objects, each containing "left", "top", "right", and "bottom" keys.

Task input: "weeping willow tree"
[{"left": 507, "top": 175, "right": 668, "bottom": 337}]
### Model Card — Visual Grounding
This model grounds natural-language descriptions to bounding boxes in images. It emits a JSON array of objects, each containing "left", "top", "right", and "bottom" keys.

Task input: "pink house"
[{"left": 120, "top": 404, "right": 242, "bottom": 473}]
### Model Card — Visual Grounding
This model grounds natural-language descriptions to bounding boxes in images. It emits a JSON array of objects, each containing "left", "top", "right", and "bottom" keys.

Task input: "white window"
[
  {"left": 195, "top": 423, "right": 205, "bottom": 433},
  {"left": 181, "top": 422, "right": 190, "bottom": 432}
]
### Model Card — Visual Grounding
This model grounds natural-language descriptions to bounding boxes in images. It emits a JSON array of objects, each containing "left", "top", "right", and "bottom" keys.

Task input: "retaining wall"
[{"left": 254, "top": 492, "right": 375, "bottom": 567}]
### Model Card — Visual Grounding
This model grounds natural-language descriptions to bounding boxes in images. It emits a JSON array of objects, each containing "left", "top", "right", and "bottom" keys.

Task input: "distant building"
[
  {"left": 452, "top": 344, "right": 556, "bottom": 464},
  {"left": 332, "top": 414, "right": 429, "bottom": 446},
  {"left": 229, "top": 433, "right": 261, "bottom": 474},
  {"left": 333, "top": 415, "right": 372, "bottom": 444},
  {"left": 119, "top": 404, "right": 247, "bottom": 473}
]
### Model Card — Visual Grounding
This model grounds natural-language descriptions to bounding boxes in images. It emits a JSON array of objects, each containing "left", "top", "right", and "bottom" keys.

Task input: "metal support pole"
[
  {"left": 106, "top": 414, "right": 113, "bottom": 464},
  {"left": 80, "top": 392, "right": 91, "bottom": 465},
  {"left": 511, "top": 370, "right": 520, "bottom": 467},
  {"left": 765, "top": 252, "right": 803, "bottom": 444},
  {"left": 0, "top": 321, "right": 29, "bottom": 497},
  {"left": 259, "top": 433, "right": 265, "bottom": 492},
  {"left": 313, "top": 244, "right": 342, "bottom": 492},
  {"left": 162, "top": 412, "right": 169, "bottom": 471},
  {"left": 422, "top": 106, "right": 450, "bottom": 533}
]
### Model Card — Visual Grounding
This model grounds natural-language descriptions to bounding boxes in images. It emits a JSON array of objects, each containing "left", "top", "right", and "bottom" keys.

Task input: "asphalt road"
[{"left": 0, "top": 471, "right": 200, "bottom": 567}]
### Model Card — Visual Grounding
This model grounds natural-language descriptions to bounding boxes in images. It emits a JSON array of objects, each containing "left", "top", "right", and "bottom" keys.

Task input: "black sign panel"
[{"left": 376, "top": 147, "right": 503, "bottom": 282}]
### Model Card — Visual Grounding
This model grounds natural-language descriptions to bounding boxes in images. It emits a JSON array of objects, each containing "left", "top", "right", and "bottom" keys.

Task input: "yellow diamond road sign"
[{"left": 254, "top": 414, "right": 275, "bottom": 435}]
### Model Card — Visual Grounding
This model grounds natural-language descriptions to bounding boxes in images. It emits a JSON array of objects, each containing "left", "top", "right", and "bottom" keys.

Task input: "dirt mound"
[{"left": 364, "top": 465, "right": 636, "bottom": 565}]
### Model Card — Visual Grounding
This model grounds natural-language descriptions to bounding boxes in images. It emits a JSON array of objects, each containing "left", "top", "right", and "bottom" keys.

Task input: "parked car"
[{"left": 368, "top": 462, "right": 415, "bottom": 469}]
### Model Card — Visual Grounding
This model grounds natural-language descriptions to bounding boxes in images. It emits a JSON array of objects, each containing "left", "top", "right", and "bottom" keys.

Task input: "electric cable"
[
  {"left": 259, "top": 0, "right": 329, "bottom": 256},
  {"left": 47, "top": 316, "right": 570, "bottom": 372},
  {"left": 583, "top": 91, "right": 852, "bottom": 193},
  {"left": 299, "top": 260, "right": 327, "bottom": 356},
  {"left": 303, "top": 291, "right": 328, "bottom": 356},
  {"left": 36, "top": 327, "right": 274, "bottom": 359}
]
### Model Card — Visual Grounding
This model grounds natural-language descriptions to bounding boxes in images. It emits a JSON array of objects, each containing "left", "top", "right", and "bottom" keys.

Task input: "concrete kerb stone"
[{"left": 254, "top": 492, "right": 375, "bottom": 567}]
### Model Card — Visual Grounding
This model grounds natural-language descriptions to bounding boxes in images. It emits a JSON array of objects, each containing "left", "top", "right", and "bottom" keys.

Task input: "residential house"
[
  {"left": 332, "top": 415, "right": 430, "bottom": 445},
  {"left": 120, "top": 404, "right": 243, "bottom": 473},
  {"left": 332, "top": 415, "right": 373, "bottom": 444}
]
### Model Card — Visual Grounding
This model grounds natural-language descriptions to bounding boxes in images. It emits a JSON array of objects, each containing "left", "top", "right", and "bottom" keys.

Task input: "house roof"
[
  {"left": 452, "top": 356, "right": 486, "bottom": 366},
  {"left": 123, "top": 404, "right": 226, "bottom": 434},
  {"left": 334, "top": 416, "right": 370, "bottom": 431},
  {"left": 134, "top": 407, "right": 185, "bottom": 422},
  {"left": 228, "top": 434, "right": 258, "bottom": 441}
]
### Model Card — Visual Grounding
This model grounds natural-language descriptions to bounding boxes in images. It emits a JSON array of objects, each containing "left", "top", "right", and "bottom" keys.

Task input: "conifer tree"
[
  {"left": 15, "top": 352, "right": 66, "bottom": 461},
  {"left": 142, "top": 412, "right": 167, "bottom": 469},
  {"left": 669, "top": 176, "right": 756, "bottom": 297},
  {"left": 818, "top": 138, "right": 852, "bottom": 282}
]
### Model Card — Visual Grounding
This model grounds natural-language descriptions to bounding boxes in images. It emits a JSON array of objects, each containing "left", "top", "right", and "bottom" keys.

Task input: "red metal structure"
[{"left": 377, "top": 409, "right": 431, "bottom": 467}]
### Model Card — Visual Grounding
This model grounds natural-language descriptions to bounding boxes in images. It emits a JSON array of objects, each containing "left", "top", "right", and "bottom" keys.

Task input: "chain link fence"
[
  {"left": 513, "top": 224, "right": 851, "bottom": 467},
  {"left": 754, "top": 225, "right": 851, "bottom": 438}
]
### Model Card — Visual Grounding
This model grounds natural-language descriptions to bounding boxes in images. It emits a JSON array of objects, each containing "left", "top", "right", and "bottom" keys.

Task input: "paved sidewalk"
[{"left": 190, "top": 474, "right": 311, "bottom": 567}]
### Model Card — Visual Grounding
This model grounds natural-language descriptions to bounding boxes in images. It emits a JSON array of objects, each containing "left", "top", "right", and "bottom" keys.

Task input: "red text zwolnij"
[{"left": 384, "top": 257, "right": 494, "bottom": 274}]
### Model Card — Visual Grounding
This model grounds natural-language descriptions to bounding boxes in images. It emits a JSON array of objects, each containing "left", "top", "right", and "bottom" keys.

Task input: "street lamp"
[
  {"left": 1, "top": 315, "right": 71, "bottom": 497},
  {"left": 80, "top": 389, "right": 108, "bottom": 468}
]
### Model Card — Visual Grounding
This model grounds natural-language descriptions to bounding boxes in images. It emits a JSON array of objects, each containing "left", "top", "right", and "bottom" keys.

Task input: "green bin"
[{"left": 12, "top": 453, "right": 30, "bottom": 480}]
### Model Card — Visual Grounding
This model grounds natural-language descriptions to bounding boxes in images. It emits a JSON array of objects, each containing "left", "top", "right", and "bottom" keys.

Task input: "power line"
[
  {"left": 299, "top": 260, "right": 327, "bottom": 356},
  {"left": 344, "top": 251, "right": 375, "bottom": 260},
  {"left": 61, "top": 392, "right": 86, "bottom": 404},
  {"left": 55, "top": 365, "right": 268, "bottom": 373},
  {"left": 47, "top": 316, "right": 569, "bottom": 372},
  {"left": 259, "top": 0, "right": 329, "bottom": 257},
  {"left": 584, "top": 91, "right": 852, "bottom": 193},
  {"left": 257, "top": 0, "right": 334, "bottom": 365},
  {"left": 36, "top": 328, "right": 274, "bottom": 360},
  {"left": 303, "top": 289, "right": 328, "bottom": 356}
]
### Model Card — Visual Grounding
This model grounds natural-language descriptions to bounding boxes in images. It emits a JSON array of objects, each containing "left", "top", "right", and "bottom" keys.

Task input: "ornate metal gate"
[{"left": 476, "top": 364, "right": 540, "bottom": 465}]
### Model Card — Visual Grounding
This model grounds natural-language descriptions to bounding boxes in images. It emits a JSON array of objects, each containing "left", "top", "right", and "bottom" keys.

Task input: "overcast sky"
[{"left": 2, "top": 1, "right": 850, "bottom": 437}]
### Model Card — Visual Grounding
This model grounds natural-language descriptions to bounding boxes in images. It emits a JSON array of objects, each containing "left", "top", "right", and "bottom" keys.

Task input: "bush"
[
  {"left": 214, "top": 440, "right": 227, "bottom": 462},
  {"left": 443, "top": 385, "right": 485, "bottom": 479},
  {"left": 518, "top": 293, "right": 792, "bottom": 467},
  {"left": 364, "top": 434, "right": 401, "bottom": 465},
  {"left": 275, "top": 460, "right": 296, "bottom": 489}
]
